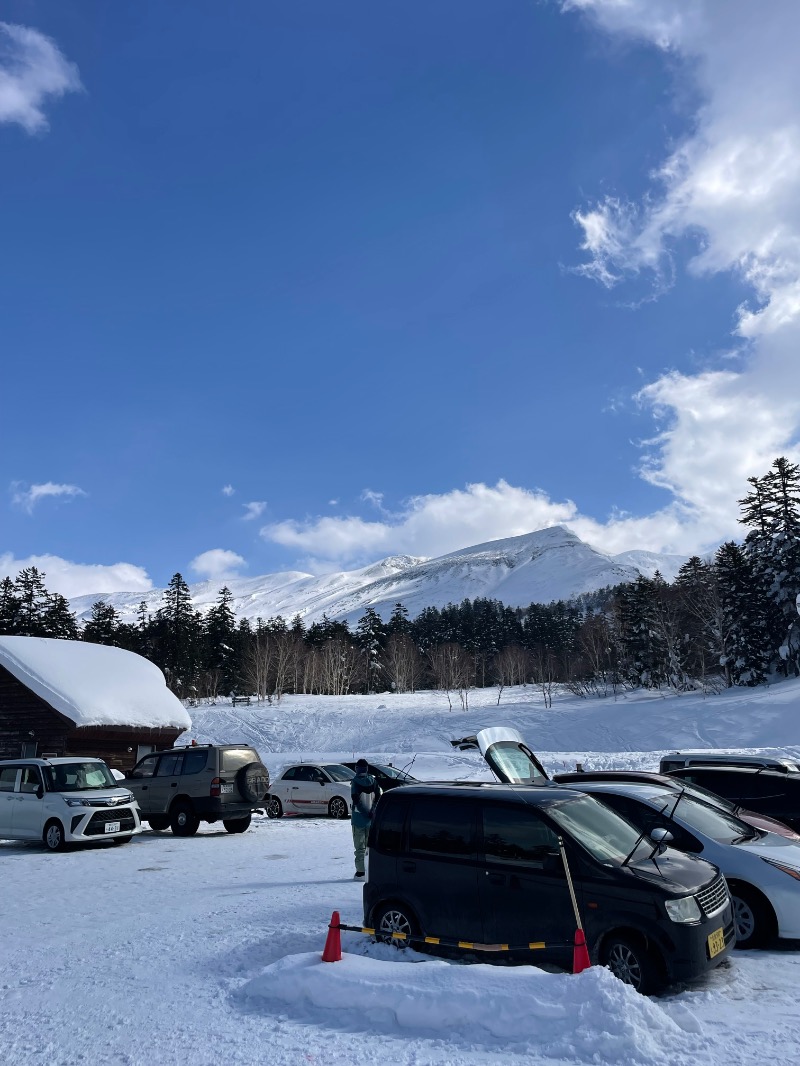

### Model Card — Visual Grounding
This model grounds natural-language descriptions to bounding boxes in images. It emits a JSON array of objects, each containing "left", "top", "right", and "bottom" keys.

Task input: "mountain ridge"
[{"left": 69, "top": 525, "right": 687, "bottom": 625}]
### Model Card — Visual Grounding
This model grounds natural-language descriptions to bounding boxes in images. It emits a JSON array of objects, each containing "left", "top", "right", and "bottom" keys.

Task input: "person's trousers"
[{"left": 352, "top": 823, "right": 368, "bottom": 874}]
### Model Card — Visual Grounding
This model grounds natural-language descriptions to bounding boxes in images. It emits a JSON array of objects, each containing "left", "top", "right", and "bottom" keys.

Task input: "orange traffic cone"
[
  {"left": 572, "top": 928, "right": 591, "bottom": 974},
  {"left": 321, "top": 910, "right": 342, "bottom": 963}
]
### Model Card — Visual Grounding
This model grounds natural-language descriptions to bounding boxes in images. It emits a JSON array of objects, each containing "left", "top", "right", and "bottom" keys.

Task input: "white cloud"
[
  {"left": 190, "top": 549, "right": 247, "bottom": 581},
  {"left": 0, "top": 22, "right": 81, "bottom": 133},
  {"left": 560, "top": 0, "right": 800, "bottom": 538},
  {"left": 11, "top": 481, "right": 87, "bottom": 514},
  {"left": 222, "top": 484, "right": 235, "bottom": 497},
  {"left": 242, "top": 501, "right": 266, "bottom": 521},
  {"left": 0, "top": 552, "right": 152, "bottom": 599},
  {"left": 261, "top": 479, "right": 717, "bottom": 563}
]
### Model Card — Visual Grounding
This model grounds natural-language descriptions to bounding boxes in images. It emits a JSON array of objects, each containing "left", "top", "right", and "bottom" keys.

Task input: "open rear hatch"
[{"left": 476, "top": 726, "right": 550, "bottom": 785}]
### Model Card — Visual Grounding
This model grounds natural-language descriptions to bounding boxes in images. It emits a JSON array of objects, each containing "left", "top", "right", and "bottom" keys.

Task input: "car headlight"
[
  {"left": 762, "top": 857, "right": 800, "bottom": 880},
  {"left": 65, "top": 798, "right": 91, "bottom": 808},
  {"left": 665, "top": 895, "right": 702, "bottom": 923}
]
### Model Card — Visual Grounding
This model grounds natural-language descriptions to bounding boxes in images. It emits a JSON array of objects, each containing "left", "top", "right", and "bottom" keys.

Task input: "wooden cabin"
[{"left": 0, "top": 636, "right": 191, "bottom": 771}]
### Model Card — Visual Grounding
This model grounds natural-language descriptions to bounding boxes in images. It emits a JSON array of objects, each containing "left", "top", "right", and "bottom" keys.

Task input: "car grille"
[
  {"left": 697, "top": 875, "right": 729, "bottom": 917},
  {"left": 83, "top": 810, "right": 137, "bottom": 836}
]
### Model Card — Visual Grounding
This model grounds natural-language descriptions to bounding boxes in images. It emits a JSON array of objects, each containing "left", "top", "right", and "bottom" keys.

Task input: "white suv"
[{"left": 0, "top": 757, "right": 142, "bottom": 851}]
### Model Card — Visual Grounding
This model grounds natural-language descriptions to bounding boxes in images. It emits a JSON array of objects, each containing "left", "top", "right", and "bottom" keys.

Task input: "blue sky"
[{"left": 2, "top": 1, "right": 798, "bottom": 597}]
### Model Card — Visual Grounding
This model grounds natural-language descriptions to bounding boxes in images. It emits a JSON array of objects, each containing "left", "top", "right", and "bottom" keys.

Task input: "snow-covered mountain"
[{"left": 69, "top": 525, "right": 686, "bottom": 625}]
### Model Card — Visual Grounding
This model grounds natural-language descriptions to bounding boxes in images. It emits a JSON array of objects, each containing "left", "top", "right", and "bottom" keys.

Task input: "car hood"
[
  {"left": 624, "top": 848, "right": 721, "bottom": 895},
  {"left": 475, "top": 726, "right": 550, "bottom": 785},
  {"left": 52, "top": 788, "right": 134, "bottom": 806},
  {"left": 739, "top": 809, "right": 800, "bottom": 840},
  {"left": 730, "top": 830, "right": 800, "bottom": 868}
]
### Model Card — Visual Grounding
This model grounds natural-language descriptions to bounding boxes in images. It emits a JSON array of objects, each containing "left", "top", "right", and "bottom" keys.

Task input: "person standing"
[{"left": 351, "top": 759, "right": 381, "bottom": 879}]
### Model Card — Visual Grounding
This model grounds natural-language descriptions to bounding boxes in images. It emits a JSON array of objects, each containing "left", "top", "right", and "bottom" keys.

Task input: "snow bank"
[
  {"left": 0, "top": 636, "right": 192, "bottom": 730},
  {"left": 241, "top": 951, "right": 711, "bottom": 1063}
]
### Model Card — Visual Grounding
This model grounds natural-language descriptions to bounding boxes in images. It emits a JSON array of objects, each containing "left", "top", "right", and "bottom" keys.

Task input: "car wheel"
[
  {"left": 43, "top": 819, "right": 67, "bottom": 852},
  {"left": 236, "top": 762, "right": 271, "bottom": 804},
  {"left": 328, "top": 796, "right": 349, "bottom": 820},
  {"left": 373, "top": 902, "right": 419, "bottom": 949},
  {"left": 170, "top": 801, "right": 200, "bottom": 837},
  {"left": 730, "top": 883, "right": 775, "bottom": 948},
  {"left": 147, "top": 816, "right": 169, "bottom": 831},
  {"left": 223, "top": 814, "right": 252, "bottom": 833},
  {"left": 265, "top": 796, "right": 283, "bottom": 819},
  {"left": 601, "top": 935, "right": 664, "bottom": 995}
]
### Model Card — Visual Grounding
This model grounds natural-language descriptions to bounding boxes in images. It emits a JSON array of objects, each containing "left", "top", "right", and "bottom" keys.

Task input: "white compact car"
[
  {"left": 265, "top": 762, "right": 354, "bottom": 820},
  {"left": 0, "top": 757, "right": 142, "bottom": 851}
]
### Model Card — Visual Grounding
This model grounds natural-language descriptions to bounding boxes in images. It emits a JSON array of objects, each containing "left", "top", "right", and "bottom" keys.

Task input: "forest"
[{"left": 2, "top": 458, "right": 800, "bottom": 704}]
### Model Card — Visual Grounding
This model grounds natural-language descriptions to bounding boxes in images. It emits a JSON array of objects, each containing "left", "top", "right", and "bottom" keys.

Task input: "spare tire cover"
[{"left": 237, "top": 762, "right": 270, "bottom": 804}]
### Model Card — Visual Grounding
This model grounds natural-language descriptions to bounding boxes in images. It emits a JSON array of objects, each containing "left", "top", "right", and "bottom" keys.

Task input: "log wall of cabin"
[
  {"left": 0, "top": 664, "right": 186, "bottom": 769},
  {"left": 0, "top": 665, "right": 70, "bottom": 759},
  {"left": 65, "top": 725, "right": 184, "bottom": 771}
]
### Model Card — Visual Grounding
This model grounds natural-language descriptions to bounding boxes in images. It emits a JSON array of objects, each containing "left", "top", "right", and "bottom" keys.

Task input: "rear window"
[
  {"left": 373, "top": 796, "right": 409, "bottom": 853},
  {"left": 322, "top": 764, "right": 355, "bottom": 782},
  {"left": 221, "top": 748, "right": 260, "bottom": 772},
  {"left": 408, "top": 798, "right": 476, "bottom": 857}
]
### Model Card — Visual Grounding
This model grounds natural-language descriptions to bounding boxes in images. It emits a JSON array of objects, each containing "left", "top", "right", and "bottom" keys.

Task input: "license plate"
[
  {"left": 104, "top": 821, "right": 121, "bottom": 834},
  {"left": 220, "top": 783, "right": 234, "bottom": 794},
  {"left": 707, "top": 927, "right": 725, "bottom": 958}
]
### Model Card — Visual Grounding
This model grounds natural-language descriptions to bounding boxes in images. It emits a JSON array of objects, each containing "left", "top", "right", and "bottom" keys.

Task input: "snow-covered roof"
[{"left": 0, "top": 636, "right": 192, "bottom": 731}]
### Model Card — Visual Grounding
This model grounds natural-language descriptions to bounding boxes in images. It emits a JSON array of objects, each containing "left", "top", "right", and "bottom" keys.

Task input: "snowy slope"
[{"left": 69, "top": 525, "right": 686, "bottom": 625}]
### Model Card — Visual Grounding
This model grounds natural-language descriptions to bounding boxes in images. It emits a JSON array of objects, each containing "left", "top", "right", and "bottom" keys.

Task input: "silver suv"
[
  {"left": 660, "top": 751, "right": 800, "bottom": 774},
  {"left": 127, "top": 744, "right": 270, "bottom": 836},
  {"left": 0, "top": 757, "right": 142, "bottom": 851}
]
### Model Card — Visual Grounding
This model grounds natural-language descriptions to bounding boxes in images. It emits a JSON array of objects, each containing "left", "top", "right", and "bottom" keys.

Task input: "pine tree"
[
  {"left": 43, "top": 594, "right": 79, "bottom": 639},
  {"left": 83, "top": 601, "right": 122, "bottom": 645},
  {"left": 0, "top": 577, "right": 20, "bottom": 635},
  {"left": 714, "top": 541, "right": 773, "bottom": 685},
  {"left": 355, "top": 607, "right": 387, "bottom": 693},
  {"left": 203, "top": 586, "right": 239, "bottom": 695},
  {"left": 13, "top": 567, "right": 52, "bottom": 636},
  {"left": 387, "top": 602, "right": 410, "bottom": 636},
  {"left": 155, "top": 573, "right": 202, "bottom": 698}
]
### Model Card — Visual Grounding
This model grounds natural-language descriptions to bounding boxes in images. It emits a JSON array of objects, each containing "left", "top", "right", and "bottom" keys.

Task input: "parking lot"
[{"left": 3, "top": 811, "right": 800, "bottom": 1066}]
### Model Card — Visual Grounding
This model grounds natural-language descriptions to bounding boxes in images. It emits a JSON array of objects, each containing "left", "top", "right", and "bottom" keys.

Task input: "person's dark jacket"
[{"left": 351, "top": 771, "right": 381, "bottom": 829}]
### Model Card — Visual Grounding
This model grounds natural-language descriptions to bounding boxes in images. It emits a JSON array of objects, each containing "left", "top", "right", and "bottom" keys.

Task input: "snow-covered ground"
[{"left": 4, "top": 680, "right": 800, "bottom": 1066}]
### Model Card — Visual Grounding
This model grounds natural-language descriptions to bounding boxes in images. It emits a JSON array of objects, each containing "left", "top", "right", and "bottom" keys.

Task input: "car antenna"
[{"left": 400, "top": 753, "right": 418, "bottom": 776}]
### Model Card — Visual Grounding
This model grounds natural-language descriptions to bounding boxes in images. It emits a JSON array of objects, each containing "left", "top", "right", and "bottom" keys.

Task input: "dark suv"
[
  {"left": 365, "top": 782, "right": 734, "bottom": 994},
  {"left": 127, "top": 744, "right": 269, "bottom": 836}
]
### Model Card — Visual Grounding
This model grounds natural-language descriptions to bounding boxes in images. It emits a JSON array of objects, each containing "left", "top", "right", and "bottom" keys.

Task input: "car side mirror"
[
  {"left": 649, "top": 827, "right": 673, "bottom": 846},
  {"left": 319, "top": 780, "right": 326, "bottom": 786},
  {"left": 35, "top": 786, "right": 44, "bottom": 799},
  {"left": 543, "top": 851, "right": 563, "bottom": 874}
]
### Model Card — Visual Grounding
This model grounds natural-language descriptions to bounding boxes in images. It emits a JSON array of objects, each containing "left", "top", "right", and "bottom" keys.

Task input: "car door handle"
[
  {"left": 171, "top": 782, "right": 178, "bottom": 787},
  {"left": 485, "top": 872, "right": 505, "bottom": 885},
  {"left": 401, "top": 861, "right": 416, "bottom": 873},
  {"left": 141, "top": 785, "right": 148, "bottom": 791},
  {"left": 292, "top": 786, "right": 299, "bottom": 790}
]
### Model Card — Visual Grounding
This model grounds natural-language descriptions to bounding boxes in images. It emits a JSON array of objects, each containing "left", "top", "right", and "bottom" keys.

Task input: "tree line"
[{"left": 2, "top": 457, "right": 800, "bottom": 703}]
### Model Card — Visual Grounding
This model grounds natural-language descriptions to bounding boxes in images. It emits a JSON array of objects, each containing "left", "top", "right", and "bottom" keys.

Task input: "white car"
[
  {"left": 265, "top": 763, "right": 354, "bottom": 820},
  {"left": 0, "top": 757, "right": 142, "bottom": 851},
  {"left": 563, "top": 780, "right": 800, "bottom": 948}
]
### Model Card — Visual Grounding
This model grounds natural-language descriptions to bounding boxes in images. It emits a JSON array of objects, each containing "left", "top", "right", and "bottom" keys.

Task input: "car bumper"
[
  {"left": 764, "top": 880, "right": 800, "bottom": 938},
  {"left": 65, "top": 805, "right": 142, "bottom": 841},
  {"left": 191, "top": 797, "right": 259, "bottom": 819},
  {"left": 648, "top": 908, "right": 736, "bottom": 983}
]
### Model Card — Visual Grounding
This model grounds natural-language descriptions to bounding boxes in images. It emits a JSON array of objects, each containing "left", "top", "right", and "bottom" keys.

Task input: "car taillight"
[{"left": 210, "top": 777, "right": 221, "bottom": 797}]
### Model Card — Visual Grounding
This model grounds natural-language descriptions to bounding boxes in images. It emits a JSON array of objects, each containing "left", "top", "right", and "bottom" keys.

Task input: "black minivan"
[{"left": 364, "top": 781, "right": 735, "bottom": 994}]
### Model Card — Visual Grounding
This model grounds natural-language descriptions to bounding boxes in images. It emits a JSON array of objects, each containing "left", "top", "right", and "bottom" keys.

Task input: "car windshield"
[
  {"left": 656, "top": 791, "right": 757, "bottom": 842},
  {"left": 676, "top": 779, "right": 739, "bottom": 814},
  {"left": 374, "top": 764, "right": 413, "bottom": 780},
  {"left": 545, "top": 794, "right": 651, "bottom": 866},
  {"left": 44, "top": 762, "right": 117, "bottom": 792},
  {"left": 323, "top": 764, "right": 356, "bottom": 782}
]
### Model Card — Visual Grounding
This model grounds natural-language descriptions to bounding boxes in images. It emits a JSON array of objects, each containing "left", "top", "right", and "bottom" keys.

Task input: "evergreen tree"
[
  {"left": 154, "top": 573, "right": 202, "bottom": 698},
  {"left": 43, "top": 594, "right": 79, "bottom": 639},
  {"left": 355, "top": 607, "right": 386, "bottom": 693},
  {"left": 83, "top": 601, "right": 122, "bottom": 645},
  {"left": 13, "top": 567, "right": 52, "bottom": 636},
  {"left": 387, "top": 602, "right": 410, "bottom": 636},
  {"left": 203, "top": 586, "right": 239, "bottom": 694},
  {"left": 0, "top": 577, "right": 20, "bottom": 634},
  {"left": 714, "top": 541, "right": 773, "bottom": 685}
]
